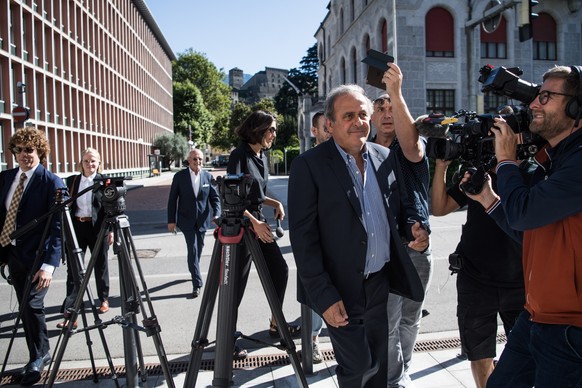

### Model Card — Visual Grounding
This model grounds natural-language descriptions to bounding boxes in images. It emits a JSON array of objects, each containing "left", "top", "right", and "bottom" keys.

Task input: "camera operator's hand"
[
  {"left": 491, "top": 117, "right": 518, "bottom": 162},
  {"left": 459, "top": 170, "right": 500, "bottom": 209},
  {"left": 408, "top": 221, "right": 429, "bottom": 252}
]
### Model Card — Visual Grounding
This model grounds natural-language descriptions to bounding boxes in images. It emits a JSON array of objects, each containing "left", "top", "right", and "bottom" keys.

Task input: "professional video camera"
[
  {"left": 423, "top": 64, "right": 546, "bottom": 194},
  {"left": 215, "top": 173, "right": 253, "bottom": 237},
  {"left": 94, "top": 176, "right": 131, "bottom": 216}
]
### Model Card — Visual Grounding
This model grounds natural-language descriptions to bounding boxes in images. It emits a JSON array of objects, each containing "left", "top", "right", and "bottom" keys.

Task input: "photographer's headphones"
[{"left": 565, "top": 65, "right": 582, "bottom": 125}]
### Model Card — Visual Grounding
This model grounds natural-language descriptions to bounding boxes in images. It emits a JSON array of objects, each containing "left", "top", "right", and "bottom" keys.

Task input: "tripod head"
[
  {"left": 94, "top": 176, "right": 132, "bottom": 216},
  {"left": 215, "top": 174, "right": 252, "bottom": 237}
]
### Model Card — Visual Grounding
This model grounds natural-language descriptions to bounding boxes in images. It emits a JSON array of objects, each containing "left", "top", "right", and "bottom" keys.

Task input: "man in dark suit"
[
  {"left": 167, "top": 149, "right": 220, "bottom": 298},
  {"left": 288, "top": 85, "right": 429, "bottom": 387},
  {"left": 0, "top": 127, "right": 63, "bottom": 386}
]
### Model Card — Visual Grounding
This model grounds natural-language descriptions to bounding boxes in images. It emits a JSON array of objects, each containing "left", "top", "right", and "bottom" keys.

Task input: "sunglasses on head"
[{"left": 12, "top": 146, "right": 35, "bottom": 154}]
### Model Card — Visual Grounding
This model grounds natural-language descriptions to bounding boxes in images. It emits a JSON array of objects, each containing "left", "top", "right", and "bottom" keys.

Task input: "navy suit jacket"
[
  {"left": 167, "top": 168, "right": 220, "bottom": 232},
  {"left": 0, "top": 164, "right": 64, "bottom": 268},
  {"left": 288, "top": 139, "right": 424, "bottom": 316}
]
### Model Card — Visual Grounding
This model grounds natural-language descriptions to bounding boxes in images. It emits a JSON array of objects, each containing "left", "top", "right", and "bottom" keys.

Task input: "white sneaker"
[{"left": 312, "top": 341, "right": 323, "bottom": 364}]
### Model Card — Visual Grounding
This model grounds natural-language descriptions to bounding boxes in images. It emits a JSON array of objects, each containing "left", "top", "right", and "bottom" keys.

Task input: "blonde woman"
[{"left": 58, "top": 148, "right": 113, "bottom": 328}]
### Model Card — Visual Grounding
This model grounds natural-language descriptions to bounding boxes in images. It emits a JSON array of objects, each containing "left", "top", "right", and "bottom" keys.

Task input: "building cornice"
[{"left": 132, "top": 0, "right": 177, "bottom": 61}]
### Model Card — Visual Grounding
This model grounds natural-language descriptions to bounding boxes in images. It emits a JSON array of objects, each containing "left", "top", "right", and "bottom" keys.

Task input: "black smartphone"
[{"left": 361, "top": 49, "right": 395, "bottom": 89}]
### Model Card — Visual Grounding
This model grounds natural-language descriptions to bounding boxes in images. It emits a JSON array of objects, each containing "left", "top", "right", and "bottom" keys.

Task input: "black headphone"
[{"left": 565, "top": 65, "right": 582, "bottom": 124}]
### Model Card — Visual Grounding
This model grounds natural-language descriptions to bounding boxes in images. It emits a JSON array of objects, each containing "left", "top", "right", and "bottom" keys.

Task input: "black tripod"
[
  {"left": 44, "top": 177, "right": 175, "bottom": 387},
  {"left": 0, "top": 184, "right": 120, "bottom": 385},
  {"left": 183, "top": 175, "right": 308, "bottom": 387},
  {"left": 52, "top": 186, "right": 119, "bottom": 386}
]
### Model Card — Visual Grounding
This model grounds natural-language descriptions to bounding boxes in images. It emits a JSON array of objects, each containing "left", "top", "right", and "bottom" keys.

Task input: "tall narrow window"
[
  {"left": 351, "top": 48, "right": 357, "bottom": 83},
  {"left": 426, "top": 7, "right": 454, "bottom": 57},
  {"left": 381, "top": 19, "right": 388, "bottom": 53},
  {"left": 532, "top": 13, "right": 557, "bottom": 60},
  {"left": 481, "top": 16, "right": 507, "bottom": 59}
]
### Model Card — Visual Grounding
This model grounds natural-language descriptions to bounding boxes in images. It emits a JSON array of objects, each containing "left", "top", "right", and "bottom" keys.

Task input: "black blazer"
[
  {"left": 288, "top": 139, "right": 424, "bottom": 316},
  {"left": 66, "top": 173, "right": 106, "bottom": 233},
  {"left": 0, "top": 165, "right": 64, "bottom": 268}
]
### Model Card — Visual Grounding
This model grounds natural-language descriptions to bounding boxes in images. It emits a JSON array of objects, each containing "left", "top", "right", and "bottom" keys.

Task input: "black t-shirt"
[
  {"left": 226, "top": 143, "right": 268, "bottom": 211},
  {"left": 448, "top": 172, "right": 523, "bottom": 287}
]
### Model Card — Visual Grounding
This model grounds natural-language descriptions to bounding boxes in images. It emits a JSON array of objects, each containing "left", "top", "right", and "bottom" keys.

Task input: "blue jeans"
[
  {"left": 312, "top": 309, "right": 323, "bottom": 337},
  {"left": 487, "top": 310, "right": 582, "bottom": 388},
  {"left": 387, "top": 246, "right": 433, "bottom": 386}
]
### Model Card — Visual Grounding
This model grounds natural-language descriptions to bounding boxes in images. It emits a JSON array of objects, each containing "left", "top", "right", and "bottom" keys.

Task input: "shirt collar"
[
  {"left": 334, "top": 141, "right": 369, "bottom": 163},
  {"left": 81, "top": 172, "right": 97, "bottom": 182},
  {"left": 18, "top": 164, "right": 39, "bottom": 180}
]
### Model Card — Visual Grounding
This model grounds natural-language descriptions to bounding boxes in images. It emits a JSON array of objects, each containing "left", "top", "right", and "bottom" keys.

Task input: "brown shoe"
[
  {"left": 98, "top": 300, "right": 109, "bottom": 314},
  {"left": 56, "top": 319, "right": 78, "bottom": 329}
]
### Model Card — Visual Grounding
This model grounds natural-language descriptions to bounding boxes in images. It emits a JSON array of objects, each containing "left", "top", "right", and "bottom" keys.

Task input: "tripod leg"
[
  {"left": 46, "top": 218, "right": 110, "bottom": 387},
  {"left": 114, "top": 216, "right": 175, "bottom": 388},
  {"left": 211, "top": 232, "right": 248, "bottom": 387},
  {"left": 243, "top": 231, "right": 309, "bottom": 388},
  {"left": 184, "top": 236, "right": 223, "bottom": 387}
]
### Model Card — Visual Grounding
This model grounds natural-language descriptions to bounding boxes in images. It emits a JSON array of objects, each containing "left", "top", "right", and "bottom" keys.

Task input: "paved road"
[{"left": 0, "top": 170, "right": 466, "bottom": 385}]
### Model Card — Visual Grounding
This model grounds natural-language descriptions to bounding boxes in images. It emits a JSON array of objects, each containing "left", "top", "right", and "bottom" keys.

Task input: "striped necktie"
[{"left": 0, "top": 173, "right": 28, "bottom": 247}]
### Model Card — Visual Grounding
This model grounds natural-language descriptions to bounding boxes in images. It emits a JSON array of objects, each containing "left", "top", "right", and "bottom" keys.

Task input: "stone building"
[
  {"left": 238, "top": 66, "right": 288, "bottom": 104},
  {"left": 314, "top": 0, "right": 582, "bottom": 119},
  {"left": 0, "top": 0, "right": 175, "bottom": 175}
]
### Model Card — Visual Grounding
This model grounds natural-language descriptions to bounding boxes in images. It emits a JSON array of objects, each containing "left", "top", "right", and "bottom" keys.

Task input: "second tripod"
[
  {"left": 183, "top": 174, "right": 308, "bottom": 387},
  {"left": 46, "top": 177, "right": 175, "bottom": 387}
]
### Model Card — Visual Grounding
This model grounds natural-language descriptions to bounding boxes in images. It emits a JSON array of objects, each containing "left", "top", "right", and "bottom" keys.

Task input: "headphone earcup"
[
  {"left": 565, "top": 65, "right": 582, "bottom": 120},
  {"left": 565, "top": 97, "right": 580, "bottom": 119}
]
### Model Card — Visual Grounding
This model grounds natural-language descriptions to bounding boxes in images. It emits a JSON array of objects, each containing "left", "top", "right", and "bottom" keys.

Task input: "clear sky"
[{"left": 144, "top": 1, "right": 330, "bottom": 75}]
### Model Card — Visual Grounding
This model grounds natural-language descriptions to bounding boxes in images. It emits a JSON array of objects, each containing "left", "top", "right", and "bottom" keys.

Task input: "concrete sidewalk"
[{"left": 0, "top": 171, "right": 504, "bottom": 387}]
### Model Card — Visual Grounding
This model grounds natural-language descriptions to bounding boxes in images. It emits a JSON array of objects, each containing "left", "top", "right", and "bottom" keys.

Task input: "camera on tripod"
[
  {"left": 94, "top": 176, "right": 132, "bottom": 216},
  {"left": 216, "top": 174, "right": 252, "bottom": 214},
  {"left": 424, "top": 64, "right": 547, "bottom": 194}
]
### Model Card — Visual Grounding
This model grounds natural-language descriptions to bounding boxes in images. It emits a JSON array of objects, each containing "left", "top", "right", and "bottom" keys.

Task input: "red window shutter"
[{"left": 426, "top": 7, "right": 454, "bottom": 52}]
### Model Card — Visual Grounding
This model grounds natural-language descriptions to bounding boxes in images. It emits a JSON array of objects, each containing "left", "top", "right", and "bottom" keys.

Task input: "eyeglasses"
[
  {"left": 12, "top": 146, "right": 35, "bottom": 154},
  {"left": 190, "top": 157, "right": 203, "bottom": 161},
  {"left": 537, "top": 90, "right": 575, "bottom": 105},
  {"left": 267, "top": 127, "right": 277, "bottom": 134}
]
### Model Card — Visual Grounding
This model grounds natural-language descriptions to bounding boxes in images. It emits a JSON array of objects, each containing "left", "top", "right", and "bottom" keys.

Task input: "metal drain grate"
[
  {"left": 413, "top": 333, "right": 506, "bottom": 352},
  {"left": 0, "top": 334, "right": 507, "bottom": 384}
]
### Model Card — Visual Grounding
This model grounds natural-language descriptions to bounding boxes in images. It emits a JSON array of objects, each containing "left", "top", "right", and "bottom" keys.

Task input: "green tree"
[
  {"left": 152, "top": 132, "right": 189, "bottom": 168},
  {"left": 274, "top": 43, "right": 319, "bottom": 117},
  {"left": 172, "top": 49, "right": 232, "bottom": 148},
  {"left": 173, "top": 80, "right": 214, "bottom": 146}
]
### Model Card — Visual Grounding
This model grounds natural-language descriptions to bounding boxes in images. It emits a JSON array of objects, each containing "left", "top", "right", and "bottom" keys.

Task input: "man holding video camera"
[
  {"left": 431, "top": 156, "right": 529, "bottom": 388},
  {"left": 463, "top": 65, "right": 582, "bottom": 387}
]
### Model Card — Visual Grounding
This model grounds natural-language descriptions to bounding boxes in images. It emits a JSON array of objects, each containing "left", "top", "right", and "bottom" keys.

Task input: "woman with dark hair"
[{"left": 227, "top": 110, "right": 300, "bottom": 351}]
